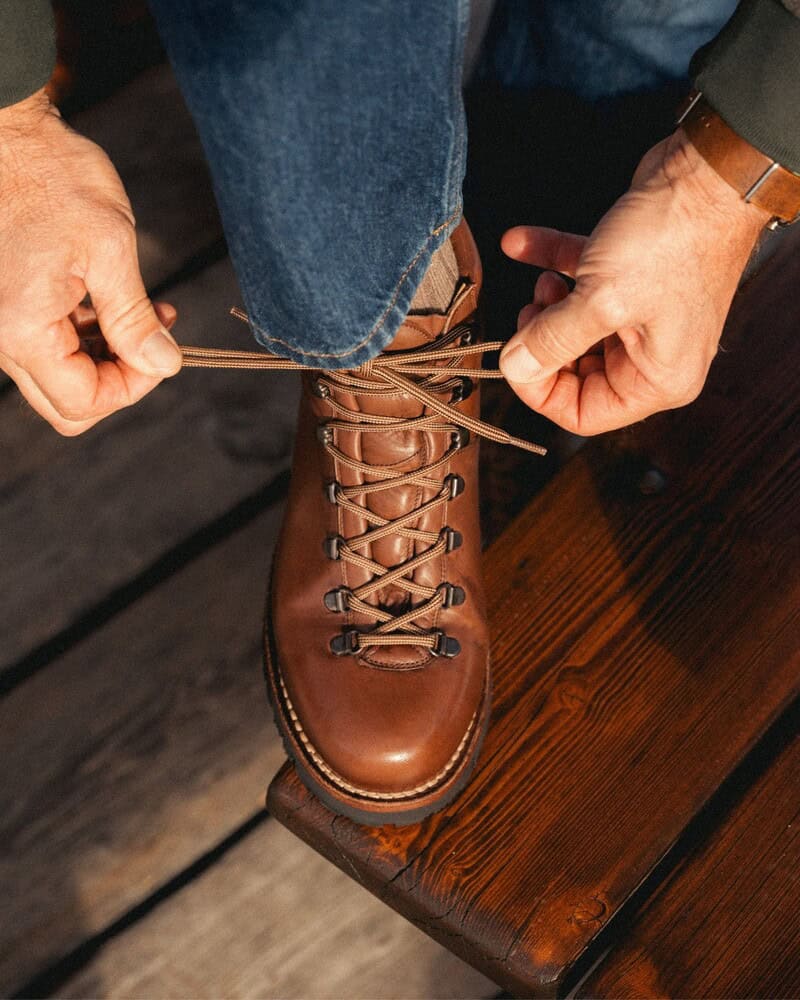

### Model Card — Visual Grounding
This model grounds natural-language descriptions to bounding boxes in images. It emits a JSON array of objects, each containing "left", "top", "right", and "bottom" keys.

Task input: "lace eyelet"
[
  {"left": 437, "top": 582, "right": 466, "bottom": 608},
  {"left": 440, "top": 526, "right": 463, "bottom": 552},
  {"left": 450, "top": 428, "right": 470, "bottom": 450},
  {"left": 316, "top": 423, "right": 333, "bottom": 445},
  {"left": 323, "top": 534, "right": 345, "bottom": 560},
  {"left": 430, "top": 629, "right": 461, "bottom": 658},
  {"left": 330, "top": 628, "right": 360, "bottom": 656},
  {"left": 312, "top": 379, "right": 330, "bottom": 399},
  {"left": 324, "top": 586, "right": 351, "bottom": 613},
  {"left": 450, "top": 377, "right": 473, "bottom": 404},
  {"left": 444, "top": 473, "right": 465, "bottom": 499},
  {"left": 324, "top": 480, "right": 340, "bottom": 504}
]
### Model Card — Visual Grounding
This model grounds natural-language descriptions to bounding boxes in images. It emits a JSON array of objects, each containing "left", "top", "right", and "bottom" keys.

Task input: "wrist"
[
  {"left": 661, "top": 128, "right": 771, "bottom": 242},
  {"left": 0, "top": 88, "right": 56, "bottom": 138}
]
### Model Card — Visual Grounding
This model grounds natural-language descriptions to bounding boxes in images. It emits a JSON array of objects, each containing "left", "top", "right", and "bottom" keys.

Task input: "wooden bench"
[
  {"left": 268, "top": 231, "right": 800, "bottom": 998},
  {"left": 578, "top": 712, "right": 799, "bottom": 999}
]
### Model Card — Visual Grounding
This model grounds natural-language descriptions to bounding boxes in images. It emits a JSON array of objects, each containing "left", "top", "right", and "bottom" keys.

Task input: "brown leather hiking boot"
[
  {"left": 265, "top": 221, "right": 489, "bottom": 825},
  {"left": 179, "top": 220, "right": 544, "bottom": 826}
]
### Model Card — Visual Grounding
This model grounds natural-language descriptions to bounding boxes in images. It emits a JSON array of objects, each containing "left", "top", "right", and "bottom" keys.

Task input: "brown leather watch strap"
[{"left": 678, "top": 92, "right": 800, "bottom": 228}]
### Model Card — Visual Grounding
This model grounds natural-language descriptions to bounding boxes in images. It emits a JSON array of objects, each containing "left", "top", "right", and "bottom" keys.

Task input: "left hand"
[{"left": 499, "top": 129, "right": 770, "bottom": 435}]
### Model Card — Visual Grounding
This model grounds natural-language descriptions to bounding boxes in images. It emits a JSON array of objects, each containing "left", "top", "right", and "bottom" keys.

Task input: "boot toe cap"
[{"left": 283, "top": 653, "right": 486, "bottom": 799}]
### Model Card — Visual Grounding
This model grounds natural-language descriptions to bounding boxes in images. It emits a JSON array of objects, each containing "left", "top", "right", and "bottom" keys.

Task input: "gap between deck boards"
[
  {"left": 0, "top": 469, "right": 290, "bottom": 698},
  {"left": 13, "top": 811, "right": 270, "bottom": 1000}
]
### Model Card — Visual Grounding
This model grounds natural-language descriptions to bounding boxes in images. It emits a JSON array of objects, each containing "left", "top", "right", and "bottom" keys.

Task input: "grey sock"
[{"left": 409, "top": 238, "right": 459, "bottom": 313}]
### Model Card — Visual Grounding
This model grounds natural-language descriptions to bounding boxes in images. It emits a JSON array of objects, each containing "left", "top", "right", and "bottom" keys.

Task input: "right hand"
[
  {"left": 498, "top": 131, "right": 767, "bottom": 436},
  {"left": 0, "top": 88, "right": 182, "bottom": 436}
]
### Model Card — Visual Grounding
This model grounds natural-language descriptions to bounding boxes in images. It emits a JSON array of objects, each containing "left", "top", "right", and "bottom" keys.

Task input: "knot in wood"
[{"left": 571, "top": 896, "right": 607, "bottom": 927}]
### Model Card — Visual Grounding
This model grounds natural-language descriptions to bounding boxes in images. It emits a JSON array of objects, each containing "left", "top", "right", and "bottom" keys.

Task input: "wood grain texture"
[
  {"left": 0, "top": 507, "right": 285, "bottom": 994},
  {"left": 58, "top": 821, "right": 497, "bottom": 1000},
  {"left": 0, "top": 257, "right": 299, "bottom": 669},
  {"left": 578, "top": 732, "right": 800, "bottom": 999},
  {"left": 268, "top": 234, "right": 800, "bottom": 997}
]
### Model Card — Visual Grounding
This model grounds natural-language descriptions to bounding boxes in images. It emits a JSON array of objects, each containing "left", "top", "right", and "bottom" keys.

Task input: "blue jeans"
[
  {"left": 479, "top": 0, "right": 737, "bottom": 100},
  {"left": 148, "top": 0, "right": 735, "bottom": 370}
]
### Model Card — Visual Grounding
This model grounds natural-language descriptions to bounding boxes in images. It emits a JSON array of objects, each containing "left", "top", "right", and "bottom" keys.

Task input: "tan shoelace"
[{"left": 180, "top": 306, "right": 546, "bottom": 658}]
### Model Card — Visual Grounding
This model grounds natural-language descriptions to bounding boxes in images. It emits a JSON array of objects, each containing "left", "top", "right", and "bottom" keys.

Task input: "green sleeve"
[
  {"left": 691, "top": 0, "right": 800, "bottom": 173},
  {"left": 0, "top": 0, "right": 56, "bottom": 110}
]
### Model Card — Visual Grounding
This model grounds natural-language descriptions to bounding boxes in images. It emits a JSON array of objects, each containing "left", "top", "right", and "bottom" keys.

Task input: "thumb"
[
  {"left": 87, "top": 240, "right": 182, "bottom": 377},
  {"left": 500, "top": 289, "right": 609, "bottom": 383}
]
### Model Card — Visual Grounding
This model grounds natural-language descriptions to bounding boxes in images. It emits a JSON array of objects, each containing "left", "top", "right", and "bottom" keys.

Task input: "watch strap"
[{"left": 678, "top": 92, "right": 800, "bottom": 228}]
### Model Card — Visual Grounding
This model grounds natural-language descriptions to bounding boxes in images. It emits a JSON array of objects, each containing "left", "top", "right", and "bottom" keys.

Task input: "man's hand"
[
  {"left": 0, "top": 88, "right": 181, "bottom": 436},
  {"left": 499, "top": 128, "right": 770, "bottom": 435}
]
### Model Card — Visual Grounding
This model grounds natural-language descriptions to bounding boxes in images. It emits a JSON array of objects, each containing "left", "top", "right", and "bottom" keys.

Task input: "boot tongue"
[
  {"left": 338, "top": 280, "right": 478, "bottom": 665},
  {"left": 390, "top": 308, "right": 449, "bottom": 348},
  {"left": 332, "top": 314, "right": 454, "bottom": 663},
  {"left": 358, "top": 315, "right": 443, "bottom": 604}
]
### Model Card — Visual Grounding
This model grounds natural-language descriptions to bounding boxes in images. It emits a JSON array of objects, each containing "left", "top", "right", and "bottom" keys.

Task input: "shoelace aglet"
[{"left": 508, "top": 435, "right": 548, "bottom": 457}]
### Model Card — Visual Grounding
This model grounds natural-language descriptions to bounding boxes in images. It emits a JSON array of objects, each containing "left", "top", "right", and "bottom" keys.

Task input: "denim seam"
[
  {"left": 445, "top": 0, "right": 470, "bottom": 224},
  {"left": 245, "top": 204, "right": 462, "bottom": 362}
]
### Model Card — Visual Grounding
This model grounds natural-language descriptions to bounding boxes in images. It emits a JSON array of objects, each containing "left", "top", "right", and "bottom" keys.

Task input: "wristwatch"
[{"left": 678, "top": 91, "right": 800, "bottom": 230}]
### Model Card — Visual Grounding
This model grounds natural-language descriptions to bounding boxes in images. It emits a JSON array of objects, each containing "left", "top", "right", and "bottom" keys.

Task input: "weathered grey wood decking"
[{"left": 0, "top": 64, "right": 496, "bottom": 999}]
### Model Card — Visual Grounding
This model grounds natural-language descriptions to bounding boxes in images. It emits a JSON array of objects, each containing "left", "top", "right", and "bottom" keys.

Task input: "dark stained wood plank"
[
  {"left": 267, "top": 232, "right": 800, "bottom": 997},
  {"left": 578, "top": 731, "right": 800, "bottom": 999},
  {"left": 58, "top": 822, "right": 498, "bottom": 1000},
  {"left": 0, "top": 257, "right": 299, "bottom": 670},
  {"left": 478, "top": 378, "right": 558, "bottom": 546},
  {"left": 0, "top": 506, "right": 286, "bottom": 994}
]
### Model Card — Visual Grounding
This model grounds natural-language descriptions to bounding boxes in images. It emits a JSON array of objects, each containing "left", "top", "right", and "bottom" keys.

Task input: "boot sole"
[{"left": 263, "top": 583, "right": 492, "bottom": 826}]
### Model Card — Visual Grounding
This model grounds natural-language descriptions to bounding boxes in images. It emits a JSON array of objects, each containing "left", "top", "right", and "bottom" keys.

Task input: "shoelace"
[{"left": 179, "top": 298, "right": 546, "bottom": 658}]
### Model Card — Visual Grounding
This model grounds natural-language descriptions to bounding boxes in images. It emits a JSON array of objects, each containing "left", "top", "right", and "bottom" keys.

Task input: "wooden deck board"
[
  {"left": 267, "top": 234, "right": 800, "bottom": 997},
  {"left": 58, "top": 822, "right": 497, "bottom": 1000},
  {"left": 0, "top": 507, "right": 285, "bottom": 993},
  {"left": 0, "top": 256, "right": 299, "bottom": 670},
  {"left": 578, "top": 730, "right": 800, "bottom": 999},
  {"left": 0, "top": 60, "right": 268, "bottom": 669}
]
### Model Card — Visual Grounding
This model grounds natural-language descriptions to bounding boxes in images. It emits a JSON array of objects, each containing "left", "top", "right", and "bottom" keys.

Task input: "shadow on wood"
[{"left": 578, "top": 716, "right": 800, "bottom": 999}]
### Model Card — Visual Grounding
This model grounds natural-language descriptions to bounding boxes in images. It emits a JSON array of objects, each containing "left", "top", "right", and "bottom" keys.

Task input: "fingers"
[
  {"left": 501, "top": 338, "right": 628, "bottom": 438},
  {"left": 516, "top": 271, "right": 569, "bottom": 330},
  {"left": 20, "top": 316, "right": 160, "bottom": 422},
  {"left": 501, "top": 280, "right": 610, "bottom": 384},
  {"left": 499, "top": 272, "right": 655, "bottom": 435},
  {"left": 501, "top": 226, "right": 587, "bottom": 277},
  {"left": 86, "top": 236, "right": 182, "bottom": 378},
  {"left": 73, "top": 300, "right": 177, "bottom": 358},
  {"left": 0, "top": 351, "right": 103, "bottom": 436},
  {"left": 13, "top": 302, "right": 178, "bottom": 430},
  {"left": 502, "top": 232, "right": 610, "bottom": 387}
]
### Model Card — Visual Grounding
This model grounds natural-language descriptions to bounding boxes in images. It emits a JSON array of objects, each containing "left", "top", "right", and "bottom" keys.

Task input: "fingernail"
[
  {"left": 140, "top": 326, "right": 181, "bottom": 373},
  {"left": 500, "top": 342, "right": 544, "bottom": 383}
]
